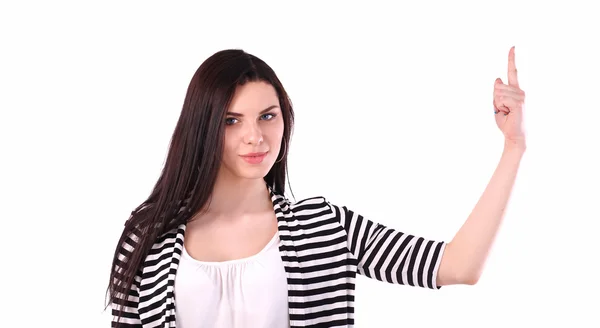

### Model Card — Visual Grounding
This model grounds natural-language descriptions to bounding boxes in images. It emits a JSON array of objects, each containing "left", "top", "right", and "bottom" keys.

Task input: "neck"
[{"left": 203, "top": 167, "right": 272, "bottom": 216}]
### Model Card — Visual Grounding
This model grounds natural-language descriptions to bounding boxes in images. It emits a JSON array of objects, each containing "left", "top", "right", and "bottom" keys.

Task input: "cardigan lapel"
[{"left": 268, "top": 186, "right": 306, "bottom": 322}]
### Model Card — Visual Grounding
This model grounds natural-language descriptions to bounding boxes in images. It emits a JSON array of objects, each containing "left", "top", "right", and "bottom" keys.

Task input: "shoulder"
[
  {"left": 281, "top": 195, "right": 348, "bottom": 220},
  {"left": 277, "top": 194, "right": 325, "bottom": 210},
  {"left": 269, "top": 187, "right": 347, "bottom": 219}
]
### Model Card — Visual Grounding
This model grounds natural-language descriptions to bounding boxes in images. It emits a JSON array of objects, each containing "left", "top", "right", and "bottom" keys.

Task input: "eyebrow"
[{"left": 227, "top": 105, "right": 279, "bottom": 117}]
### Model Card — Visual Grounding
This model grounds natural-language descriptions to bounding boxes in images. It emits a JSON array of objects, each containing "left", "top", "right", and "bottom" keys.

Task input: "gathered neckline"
[{"left": 181, "top": 231, "right": 280, "bottom": 266}]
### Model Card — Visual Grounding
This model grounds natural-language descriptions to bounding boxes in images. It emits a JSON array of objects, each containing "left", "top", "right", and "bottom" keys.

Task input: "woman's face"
[{"left": 220, "top": 81, "right": 285, "bottom": 180}]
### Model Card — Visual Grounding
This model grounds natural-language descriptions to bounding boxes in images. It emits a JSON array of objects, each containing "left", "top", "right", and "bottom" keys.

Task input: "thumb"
[{"left": 493, "top": 78, "right": 505, "bottom": 115}]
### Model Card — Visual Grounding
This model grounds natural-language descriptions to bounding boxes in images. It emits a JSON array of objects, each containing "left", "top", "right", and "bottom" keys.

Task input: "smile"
[{"left": 239, "top": 152, "right": 268, "bottom": 164}]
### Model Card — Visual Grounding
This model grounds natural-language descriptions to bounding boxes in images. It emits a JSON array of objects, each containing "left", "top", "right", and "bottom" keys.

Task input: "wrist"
[{"left": 503, "top": 138, "right": 526, "bottom": 153}]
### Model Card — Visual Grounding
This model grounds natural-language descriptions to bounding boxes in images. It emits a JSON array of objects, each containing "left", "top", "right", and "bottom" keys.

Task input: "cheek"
[
  {"left": 269, "top": 119, "right": 285, "bottom": 141},
  {"left": 222, "top": 130, "right": 241, "bottom": 159},
  {"left": 267, "top": 122, "right": 285, "bottom": 158},
  {"left": 264, "top": 128, "right": 283, "bottom": 155}
]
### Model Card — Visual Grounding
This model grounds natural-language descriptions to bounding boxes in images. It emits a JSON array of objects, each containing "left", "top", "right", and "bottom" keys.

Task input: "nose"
[{"left": 243, "top": 122, "right": 263, "bottom": 145}]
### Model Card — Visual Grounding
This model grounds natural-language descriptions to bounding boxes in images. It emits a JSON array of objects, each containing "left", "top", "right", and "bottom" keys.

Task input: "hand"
[{"left": 493, "top": 46, "right": 526, "bottom": 149}]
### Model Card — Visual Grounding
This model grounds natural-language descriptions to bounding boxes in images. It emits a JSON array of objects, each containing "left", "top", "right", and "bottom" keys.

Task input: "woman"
[{"left": 108, "top": 47, "right": 526, "bottom": 327}]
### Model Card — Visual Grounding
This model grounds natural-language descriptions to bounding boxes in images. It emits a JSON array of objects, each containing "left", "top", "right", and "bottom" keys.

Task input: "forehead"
[{"left": 228, "top": 81, "right": 279, "bottom": 113}]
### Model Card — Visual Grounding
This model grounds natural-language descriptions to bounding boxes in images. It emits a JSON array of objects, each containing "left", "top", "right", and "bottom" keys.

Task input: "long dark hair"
[{"left": 106, "top": 49, "right": 295, "bottom": 323}]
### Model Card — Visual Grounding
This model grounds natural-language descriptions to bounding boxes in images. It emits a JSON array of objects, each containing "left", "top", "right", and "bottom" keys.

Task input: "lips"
[
  {"left": 240, "top": 152, "right": 268, "bottom": 157},
  {"left": 240, "top": 151, "right": 268, "bottom": 164}
]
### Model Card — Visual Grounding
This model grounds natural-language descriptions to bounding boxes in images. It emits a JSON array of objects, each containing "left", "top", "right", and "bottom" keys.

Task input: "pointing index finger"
[{"left": 507, "top": 46, "right": 519, "bottom": 87}]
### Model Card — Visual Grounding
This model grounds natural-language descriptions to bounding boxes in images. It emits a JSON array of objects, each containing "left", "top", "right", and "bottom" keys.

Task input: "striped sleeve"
[
  {"left": 328, "top": 202, "right": 447, "bottom": 289},
  {"left": 111, "top": 232, "right": 143, "bottom": 327}
]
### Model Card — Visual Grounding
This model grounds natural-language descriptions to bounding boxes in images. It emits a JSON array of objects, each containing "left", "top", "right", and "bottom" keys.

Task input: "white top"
[{"left": 174, "top": 232, "right": 290, "bottom": 328}]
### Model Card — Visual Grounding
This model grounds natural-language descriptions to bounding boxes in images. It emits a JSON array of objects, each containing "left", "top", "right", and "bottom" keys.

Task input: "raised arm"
[
  {"left": 438, "top": 46, "right": 526, "bottom": 285},
  {"left": 328, "top": 47, "right": 526, "bottom": 288}
]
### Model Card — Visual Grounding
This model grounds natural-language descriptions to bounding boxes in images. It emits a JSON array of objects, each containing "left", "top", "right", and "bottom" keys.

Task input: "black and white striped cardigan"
[{"left": 112, "top": 188, "right": 446, "bottom": 327}]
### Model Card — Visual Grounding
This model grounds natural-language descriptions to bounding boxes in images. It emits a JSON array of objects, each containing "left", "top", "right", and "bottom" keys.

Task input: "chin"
[
  {"left": 226, "top": 158, "right": 273, "bottom": 179},
  {"left": 238, "top": 173, "right": 270, "bottom": 180},
  {"left": 236, "top": 165, "right": 273, "bottom": 180}
]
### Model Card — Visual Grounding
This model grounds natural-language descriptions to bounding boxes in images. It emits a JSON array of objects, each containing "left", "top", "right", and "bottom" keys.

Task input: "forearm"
[{"left": 440, "top": 141, "right": 525, "bottom": 285}]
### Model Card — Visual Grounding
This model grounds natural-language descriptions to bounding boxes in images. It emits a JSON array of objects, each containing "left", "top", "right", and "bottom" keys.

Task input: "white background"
[{"left": 1, "top": 1, "right": 599, "bottom": 327}]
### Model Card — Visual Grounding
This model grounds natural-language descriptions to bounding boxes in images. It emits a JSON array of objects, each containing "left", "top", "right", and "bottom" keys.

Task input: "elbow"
[
  {"left": 437, "top": 243, "right": 484, "bottom": 286},
  {"left": 437, "top": 267, "right": 480, "bottom": 286},
  {"left": 463, "top": 275, "right": 480, "bottom": 285},
  {"left": 460, "top": 270, "right": 482, "bottom": 285}
]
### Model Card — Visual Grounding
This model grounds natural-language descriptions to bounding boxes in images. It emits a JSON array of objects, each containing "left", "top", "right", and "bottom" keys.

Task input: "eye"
[
  {"left": 225, "top": 117, "right": 238, "bottom": 125},
  {"left": 261, "top": 113, "right": 276, "bottom": 120}
]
